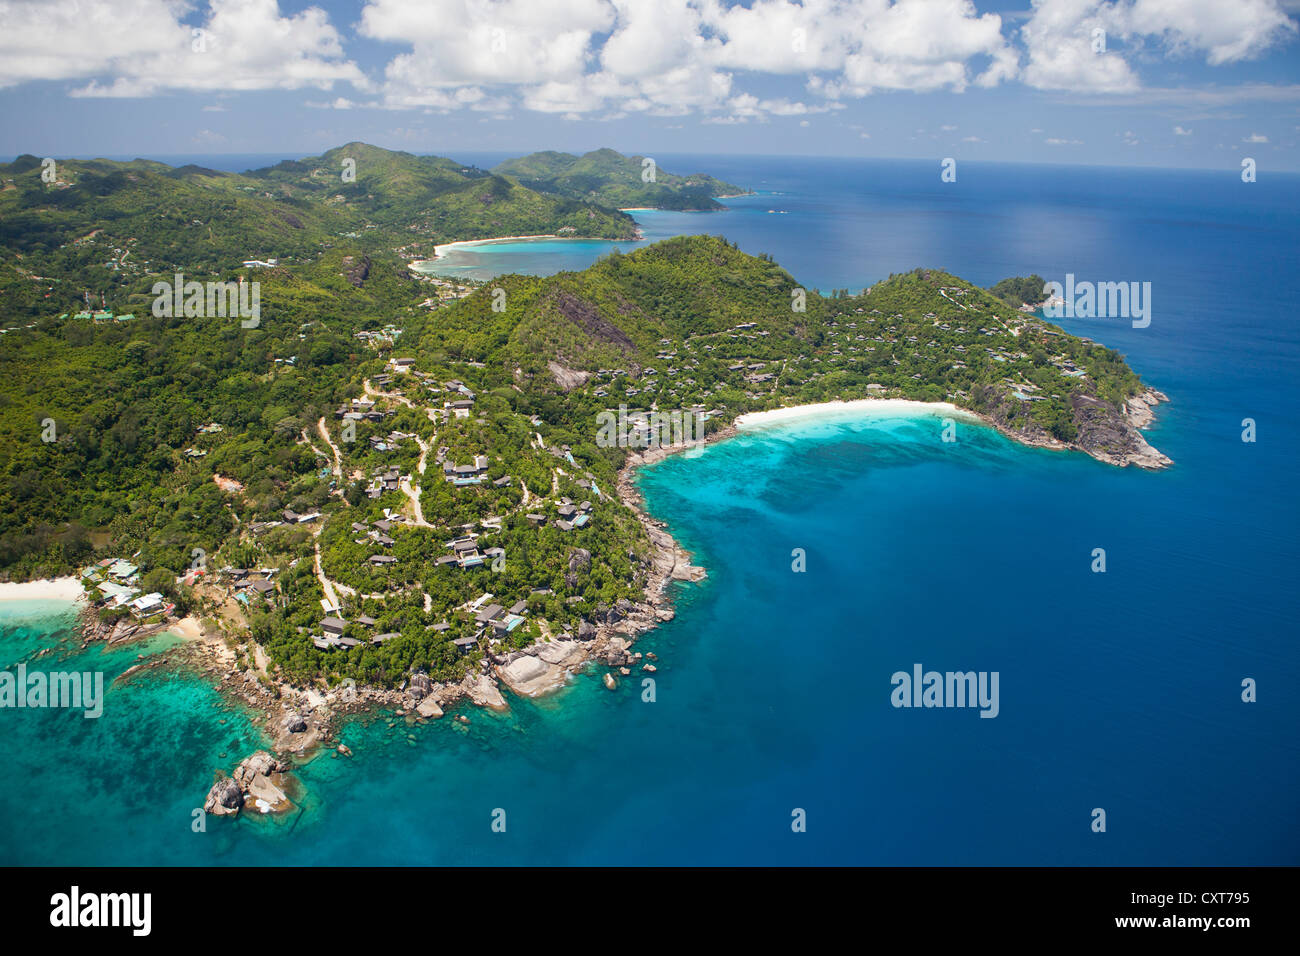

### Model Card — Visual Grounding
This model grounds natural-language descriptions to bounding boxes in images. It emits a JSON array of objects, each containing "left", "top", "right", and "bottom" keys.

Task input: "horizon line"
[{"left": 3, "top": 148, "right": 1293, "bottom": 178}]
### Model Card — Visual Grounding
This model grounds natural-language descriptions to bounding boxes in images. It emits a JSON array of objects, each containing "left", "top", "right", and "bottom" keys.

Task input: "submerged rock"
[
  {"left": 463, "top": 674, "right": 508, "bottom": 711},
  {"left": 233, "top": 750, "right": 284, "bottom": 786},
  {"left": 246, "top": 772, "right": 289, "bottom": 811},
  {"left": 204, "top": 750, "right": 295, "bottom": 818},
  {"left": 204, "top": 778, "right": 243, "bottom": 816}
]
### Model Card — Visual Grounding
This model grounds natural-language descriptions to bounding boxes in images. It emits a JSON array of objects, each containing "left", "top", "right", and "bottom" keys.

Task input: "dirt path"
[
  {"left": 302, "top": 430, "right": 331, "bottom": 468},
  {"left": 312, "top": 525, "right": 354, "bottom": 610},
  {"left": 313, "top": 540, "right": 340, "bottom": 610},
  {"left": 365, "top": 376, "right": 438, "bottom": 468},
  {"left": 414, "top": 435, "right": 431, "bottom": 475},
  {"left": 364, "top": 377, "right": 419, "bottom": 410},
  {"left": 316, "top": 418, "right": 343, "bottom": 477},
  {"left": 400, "top": 476, "right": 433, "bottom": 527}
]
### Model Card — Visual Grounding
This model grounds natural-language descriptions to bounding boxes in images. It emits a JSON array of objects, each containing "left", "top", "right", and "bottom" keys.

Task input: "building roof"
[{"left": 475, "top": 604, "right": 504, "bottom": 623}]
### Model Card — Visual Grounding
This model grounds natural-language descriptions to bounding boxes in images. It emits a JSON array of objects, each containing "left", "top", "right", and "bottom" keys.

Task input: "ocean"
[{"left": 2, "top": 156, "right": 1297, "bottom": 864}]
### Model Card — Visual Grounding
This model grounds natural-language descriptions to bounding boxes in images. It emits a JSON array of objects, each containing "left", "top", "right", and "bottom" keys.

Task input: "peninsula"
[{"left": 0, "top": 146, "right": 1169, "bottom": 818}]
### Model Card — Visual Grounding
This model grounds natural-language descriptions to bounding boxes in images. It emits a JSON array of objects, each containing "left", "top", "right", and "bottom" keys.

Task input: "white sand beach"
[
  {"left": 0, "top": 576, "right": 86, "bottom": 604},
  {"left": 431, "top": 234, "right": 561, "bottom": 259},
  {"left": 735, "top": 399, "right": 981, "bottom": 430},
  {"left": 168, "top": 615, "right": 205, "bottom": 640}
]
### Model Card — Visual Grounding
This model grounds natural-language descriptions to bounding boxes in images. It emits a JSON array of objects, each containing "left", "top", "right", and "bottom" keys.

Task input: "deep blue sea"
[{"left": 2, "top": 157, "right": 1297, "bottom": 864}]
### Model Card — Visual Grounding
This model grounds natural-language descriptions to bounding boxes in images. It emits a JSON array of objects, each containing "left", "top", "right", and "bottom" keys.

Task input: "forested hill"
[
  {"left": 245, "top": 142, "right": 637, "bottom": 241},
  {"left": 0, "top": 143, "right": 637, "bottom": 324},
  {"left": 492, "top": 148, "right": 747, "bottom": 210},
  {"left": 414, "top": 236, "right": 1163, "bottom": 462},
  {"left": 0, "top": 207, "right": 1165, "bottom": 684}
]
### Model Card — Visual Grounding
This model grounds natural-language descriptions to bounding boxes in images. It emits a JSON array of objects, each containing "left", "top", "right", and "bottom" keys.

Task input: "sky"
[{"left": 1, "top": 0, "right": 1298, "bottom": 171}]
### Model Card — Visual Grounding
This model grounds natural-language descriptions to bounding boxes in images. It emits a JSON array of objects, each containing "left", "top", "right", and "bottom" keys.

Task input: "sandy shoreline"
[
  {"left": 430, "top": 234, "right": 559, "bottom": 259},
  {"left": 167, "top": 615, "right": 205, "bottom": 640},
  {"left": 412, "top": 231, "right": 650, "bottom": 270},
  {"left": 0, "top": 576, "right": 86, "bottom": 604},
  {"left": 734, "top": 398, "right": 982, "bottom": 430}
]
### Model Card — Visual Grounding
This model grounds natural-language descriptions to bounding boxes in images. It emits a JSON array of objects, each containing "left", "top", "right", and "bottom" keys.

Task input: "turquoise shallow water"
[
  {"left": 414, "top": 209, "right": 701, "bottom": 281},
  {"left": 3, "top": 404, "right": 1296, "bottom": 864},
  {"left": 2, "top": 158, "right": 1297, "bottom": 864}
]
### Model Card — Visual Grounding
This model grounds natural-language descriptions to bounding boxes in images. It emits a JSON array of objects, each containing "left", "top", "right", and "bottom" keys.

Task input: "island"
[
  {"left": 0, "top": 147, "right": 1168, "bottom": 819},
  {"left": 491, "top": 148, "right": 750, "bottom": 210}
]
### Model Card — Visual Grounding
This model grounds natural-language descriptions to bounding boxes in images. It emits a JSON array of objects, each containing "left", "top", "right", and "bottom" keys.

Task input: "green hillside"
[
  {"left": 248, "top": 142, "right": 638, "bottom": 241},
  {"left": 492, "top": 148, "right": 747, "bottom": 210},
  {"left": 0, "top": 154, "right": 1165, "bottom": 689},
  {"left": 0, "top": 143, "right": 640, "bottom": 327}
]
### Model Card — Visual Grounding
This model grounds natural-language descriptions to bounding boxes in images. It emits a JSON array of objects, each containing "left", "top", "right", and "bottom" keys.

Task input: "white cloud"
[
  {"left": 841, "top": 0, "right": 1018, "bottom": 94},
  {"left": 1, "top": 0, "right": 1293, "bottom": 123},
  {"left": 1125, "top": 0, "right": 1297, "bottom": 65},
  {"left": 362, "top": 0, "right": 614, "bottom": 107},
  {"left": 1021, "top": 1, "right": 1140, "bottom": 92},
  {"left": 1244, "top": 132, "right": 1270, "bottom": 141},
  {"left": 361, "top": 0, "right": 1019, "bottom": 115},
  {"left": 1021, "top": 0, "right": 1297, "bottom": 93},
  {"left": 1173, "top": 124, "right": 1192, "bottom": 134},
  {"left": 0, "top": 0, "right": 366, "bottom": 95},
  {"left": 306, "top": 97, "right": 367, "bottom": 110}
]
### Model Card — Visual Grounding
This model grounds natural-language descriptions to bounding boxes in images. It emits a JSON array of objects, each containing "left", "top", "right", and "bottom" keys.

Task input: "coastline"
[
  {"left": 732, "top": 392, "right": 1170, "bottom": 469},
  {"left": 490, "top": 439, "right": 714, "bottom": 702},
  {"left": 16, "top": 391, "right": 1168, "bottom": 818},
  {"left": 0, "top": 576, "right": 86, "bottom": 604},
  {"left": 167, "top": 615, "right": 205, "bottom": 640},
  {"left": 735, "top": 398, "right": 979, "bottom": 430},
  {"left": 430, "top": 234, "right": 559, "bottom": 259},
  {"left": 415, "top": 230, "right": 645, "bottom": 267}
]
